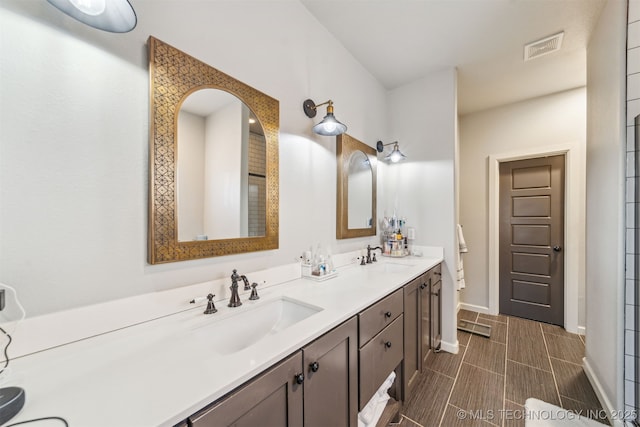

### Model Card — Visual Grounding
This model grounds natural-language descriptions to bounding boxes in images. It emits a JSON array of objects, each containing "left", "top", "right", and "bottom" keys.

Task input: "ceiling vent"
[{"left": 524, "top": 32, "right": 564, "bottom": 61}]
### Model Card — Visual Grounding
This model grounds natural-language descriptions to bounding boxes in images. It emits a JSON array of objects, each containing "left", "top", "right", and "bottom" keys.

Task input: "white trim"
[
  {"left": 488, "top": 143, "right": 584, "bottom": 334},
  {"left": 439, "top": 339, "right": 459, "bottom": 354},
  {"left": 583, "top": 357, "right": 625, "bottom": 427},
  {"left": 458, "top": 302, "right": 490, "bottom": 315}
]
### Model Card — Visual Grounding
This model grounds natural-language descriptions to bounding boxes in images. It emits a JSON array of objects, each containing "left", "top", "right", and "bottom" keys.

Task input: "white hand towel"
[
  {"left": 456, "top": 224, "right": 467, "bottom": 290},
  {"left": 358, "top": 371, "right": 396, "bottom": 427},
  {"left": 457, "top": 224, "right": 468, "bottom": 253}
]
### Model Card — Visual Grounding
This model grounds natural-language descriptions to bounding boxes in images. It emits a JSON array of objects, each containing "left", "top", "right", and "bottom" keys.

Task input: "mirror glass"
[
  {"left": 336, "top": 133, "right": 376, "bottom": 239},
  {"left": 347, "top": 150, "right": 373, "bottom": 229},
  {"left": 177, "top": 89, "right": 266, "bottom": 241}
]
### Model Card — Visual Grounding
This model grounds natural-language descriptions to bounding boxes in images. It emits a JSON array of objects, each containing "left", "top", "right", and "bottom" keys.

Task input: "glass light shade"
[
  {"left": 385, "top": 144, "right": 407, "bottom": 163},
  {"left": 47, "top": 0, "right": 137, "bottom": 33},
  {"left": 69, "top": 0, "right": 106, "bottom": 15},
  {"left": 312, "top": 113, "right": 347, "bottom": 136}
]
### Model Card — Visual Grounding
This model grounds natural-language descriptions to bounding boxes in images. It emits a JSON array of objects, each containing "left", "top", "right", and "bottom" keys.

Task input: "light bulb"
[
  {"left": 69, "top": 0, "right": 106, "bottom": 15},
  {"left": 322, "top": 122, "right": 337, "bottom": 133}
]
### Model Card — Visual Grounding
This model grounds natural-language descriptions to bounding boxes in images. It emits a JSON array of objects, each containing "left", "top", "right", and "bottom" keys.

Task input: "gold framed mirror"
[
  {"left": 148, "top": 36, "right": 279, "bottom": 264},
  {"left": 336, "top": 133, "right": 377, "bottom": 239}
]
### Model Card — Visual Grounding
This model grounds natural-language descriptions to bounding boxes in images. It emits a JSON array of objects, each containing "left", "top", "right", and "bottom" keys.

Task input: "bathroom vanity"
[
  {"left": 7, "top": 253, "right": 443, "bottom": 426},
  {"left": 182, "top": 262, "right": 443, "bottom": 427}
]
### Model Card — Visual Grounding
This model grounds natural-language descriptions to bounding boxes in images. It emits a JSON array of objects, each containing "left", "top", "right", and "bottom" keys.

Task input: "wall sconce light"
[
  {"left": 303, "top": 99, "right": 347, "bottom": 136},
  {"left": 376, "top": 140, "right": 407, "bottom": 163},
  {"left": 46, "top": 0, "right": 137, "bottom": 33}
]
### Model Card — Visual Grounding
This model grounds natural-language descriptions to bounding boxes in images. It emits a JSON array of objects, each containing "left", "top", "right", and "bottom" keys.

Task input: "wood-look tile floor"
[{"left": 395, "top": 310, "right": 607, "bottom": 427}]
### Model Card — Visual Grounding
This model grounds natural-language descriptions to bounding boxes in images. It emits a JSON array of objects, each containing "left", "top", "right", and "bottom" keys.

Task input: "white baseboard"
[
  {"left": 439, "top": 339, "right": 459, "bottom": 354},
  {"left": 583, "top": 357, "right": 624, "bottom": 427},
  {"left": 577, "top": 325, "right": 586, "bottom": 335},
  {"left": 458, "top": 302, "right": 490, "bottom": 315}
]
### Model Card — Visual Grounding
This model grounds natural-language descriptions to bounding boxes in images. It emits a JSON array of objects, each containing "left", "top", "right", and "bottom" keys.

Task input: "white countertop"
[{"left": 7, "top": 253, "right": 442, "bottom": 427}]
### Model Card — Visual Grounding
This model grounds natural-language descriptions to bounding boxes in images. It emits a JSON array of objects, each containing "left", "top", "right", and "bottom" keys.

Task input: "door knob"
[{"left": 553, "top": 246, "right": 562, "bottom": 252}]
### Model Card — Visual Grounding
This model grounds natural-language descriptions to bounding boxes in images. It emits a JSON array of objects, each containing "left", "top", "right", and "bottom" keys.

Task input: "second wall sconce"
[
  {"left": 376, "top": 140, "right": 407, "bottom": 163},
  {"left": 303, "top": 99, "right": 347, "bottom": 136},
  {"left": 46, "top": 0, "right": 137, "bottom": 33}
]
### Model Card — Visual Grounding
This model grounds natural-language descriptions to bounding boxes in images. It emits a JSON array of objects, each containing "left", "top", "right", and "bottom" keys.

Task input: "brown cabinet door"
[
  {"left": 431, "top": 277, "right": 442, "bottom": 350},
  {"left": 303, "top": 317, "right": 358, "bottom": 427},
  {"left": 189, "top": 352, "right": 303, "bottom": 427},
  {"left": 420, "top": 271, "right": 432, "bottom": 363},
  {"left": 403, "top": 276, "right": 421, "bottom": 400}
]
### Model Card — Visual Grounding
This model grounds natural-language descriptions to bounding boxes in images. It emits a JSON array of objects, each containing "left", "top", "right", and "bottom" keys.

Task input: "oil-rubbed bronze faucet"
[
  {"left": 228, "top": 269, "right": 251, "bottom": 307},
  {"left": 366, "top": 245, "right": 383, "bottom": 263}
]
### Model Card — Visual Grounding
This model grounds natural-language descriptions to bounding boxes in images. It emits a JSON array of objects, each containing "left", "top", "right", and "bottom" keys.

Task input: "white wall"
[
  {"left": 458, "top": 88, "right": 587, "bottom": 331},
  {"left": 0, "top": 0, "right": 389, "bottom": 317},
  {"left": 383, "top": 68, "right": 459, "bottom": 352},
  {"left": 585, "top": 0, "right": 627, "bottom": 415}
]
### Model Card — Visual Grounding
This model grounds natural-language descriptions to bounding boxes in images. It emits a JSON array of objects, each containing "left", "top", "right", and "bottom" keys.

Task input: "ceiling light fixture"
[
  {"left": 46, "top": 0, "right": 137, "bottom": 33},
  {"left": 377, "top": 140, "right": 406, "bottom": 163},
  {"left": 303, "top": 99, "right": 347, "bottom": 136}
]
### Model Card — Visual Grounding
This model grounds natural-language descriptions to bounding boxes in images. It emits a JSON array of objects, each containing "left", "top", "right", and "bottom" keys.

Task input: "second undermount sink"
[
  {"left": 371, "top": 262, "right": 415, "bottom": 273},
  {"left": 191, "top": 297, "right": 323, "bottom": 355}
]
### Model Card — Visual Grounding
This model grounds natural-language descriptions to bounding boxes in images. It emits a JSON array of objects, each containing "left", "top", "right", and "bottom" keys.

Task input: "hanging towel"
[
  {"left": 357, "top": 371, "right": 396, "bottom": 427},
  {"left": 457, "top": 224, "right": 467, "bottom": 290},
  {"left": 457, "top": 224, "right": 468, "bottom": 253}
]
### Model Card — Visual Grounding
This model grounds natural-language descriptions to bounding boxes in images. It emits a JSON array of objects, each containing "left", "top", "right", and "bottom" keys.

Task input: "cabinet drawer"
[
  {"left": 359, "top": 289, "right": 403, "bottom": 347},
  {"left": 359, "top": 315, "right": 404, "bottom": 409},
  {"left": 429, "top": 264, "right": 442, "bottom": 284}
]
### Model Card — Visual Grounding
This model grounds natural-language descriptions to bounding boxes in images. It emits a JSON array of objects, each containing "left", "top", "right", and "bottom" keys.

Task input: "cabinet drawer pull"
[
  {"left": 310, "top": 362, "right": 320, "bottom": 372},
  {"left": 385, "top": 341, "right": 392, "bottom": 348},
  {"left": 385, "top": 311, "right": 392, "bottom": 318},
  {"left": 295, "top": 373, "right": 305, "bottom": 384}
]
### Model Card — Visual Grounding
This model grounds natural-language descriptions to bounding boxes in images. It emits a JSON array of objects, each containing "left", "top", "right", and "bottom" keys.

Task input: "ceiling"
[{"left": 300, "top": 0, "right": 608, "bottom": 115}]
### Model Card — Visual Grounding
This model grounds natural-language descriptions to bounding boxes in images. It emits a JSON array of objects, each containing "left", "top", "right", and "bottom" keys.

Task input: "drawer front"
[
  {"left": 359, "top": 289, "right": 403, "bottom": 346},
  {"left": 429, "top": 264, "right": 442, "bottom": 284},
  {"left": 359, "top": 315, "right": 404, "bottom": 409}
]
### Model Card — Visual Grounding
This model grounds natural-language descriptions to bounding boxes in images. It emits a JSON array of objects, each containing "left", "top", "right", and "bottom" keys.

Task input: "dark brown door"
[
  {"left": 420, "top": 270, "right": 431, "bottom": 364},
  {"left": 303, "top": 317, "right": 358, "bottom": 427},
  {"left": 403, "top": 276, "right": 422, "bottom": 398},
  {"left": 189, "top": 352, "right": 303, "bottom": 426},
  {"left": 430, "top": 274, "right": 442, "bottom": 349},
  {"left": 499, "top": 155, "right": 565, "bottom": 325}
]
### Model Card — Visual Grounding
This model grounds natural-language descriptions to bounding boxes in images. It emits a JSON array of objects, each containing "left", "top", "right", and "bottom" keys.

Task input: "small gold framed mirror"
[
  {"left": 336, "top": 133, "right": 377, "bottom": 239},
  {"left": 148, "top": 37, "right": 279, "bottom": 264}
]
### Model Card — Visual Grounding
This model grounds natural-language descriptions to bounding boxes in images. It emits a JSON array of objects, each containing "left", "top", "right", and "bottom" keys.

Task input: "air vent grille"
[{"left": 524, "top": 32, "right": 564, "bottom": 61}]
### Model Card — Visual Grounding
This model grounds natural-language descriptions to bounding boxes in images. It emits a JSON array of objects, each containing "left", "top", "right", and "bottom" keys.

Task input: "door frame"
[{"left": 488, "top": 143, "right": 584, "bottom": 334}]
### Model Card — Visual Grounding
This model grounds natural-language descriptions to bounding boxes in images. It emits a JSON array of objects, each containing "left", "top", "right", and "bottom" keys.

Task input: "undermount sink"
[
  {"left": 371, "top": 262, "right": 414, "bottom": 273},
  {"left": 191, "top": 297, "right": 323, "bottom": 355}
]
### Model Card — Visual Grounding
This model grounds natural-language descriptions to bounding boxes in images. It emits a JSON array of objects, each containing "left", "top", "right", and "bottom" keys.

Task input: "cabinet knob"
[
  {"left": 553, "top": 246, "right": 562, "bottom": 252},
  {"left": 295, "top": 373, "right": 305, "bottom": 384},
  {"left": 420, "top": 284, "right": 426, "bottom": 290},
  {"left": 435, "top": 271, "right": 442, "bottom": 276},
  {"left": 385, "top": 341, "right": 392, "bottom": 348},
  {"left": 385, "top": 311, "right": 392, "bottom": 318},
  {"left": 310, "top": 361, "right": 320, "bottom": 372}
]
